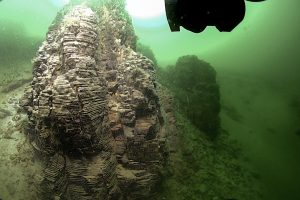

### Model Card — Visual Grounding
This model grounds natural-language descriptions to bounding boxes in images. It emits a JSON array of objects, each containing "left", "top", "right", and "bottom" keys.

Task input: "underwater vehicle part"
[{"left": 165, "top": 0, "right": 266, "bottom": 33}]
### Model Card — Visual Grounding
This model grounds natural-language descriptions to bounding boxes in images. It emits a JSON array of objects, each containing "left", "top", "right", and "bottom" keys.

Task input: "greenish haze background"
[
  {"left": 0, "top": 0, "right": 299, "bottom": 200},
  {"left": 135, "top": 1, "right": 300, "bottom": 84},
  {"left": 132, "top": 2, "right": 300, "bottom": 199}
]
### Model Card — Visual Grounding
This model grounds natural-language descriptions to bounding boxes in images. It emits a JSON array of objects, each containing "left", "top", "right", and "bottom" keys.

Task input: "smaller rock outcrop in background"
[{"left": 160, "top": 55, "right": 220, "bottom": 137}]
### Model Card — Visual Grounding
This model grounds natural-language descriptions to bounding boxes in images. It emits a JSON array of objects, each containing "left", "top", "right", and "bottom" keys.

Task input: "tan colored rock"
[{"left": 21, "top": 1, "right": 166, "bottom": 199}]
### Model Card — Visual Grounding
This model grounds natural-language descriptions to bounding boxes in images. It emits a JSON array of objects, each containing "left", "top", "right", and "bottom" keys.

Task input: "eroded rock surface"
[{"left": 21, "top": 2, "right": 165, "bottom": 199}]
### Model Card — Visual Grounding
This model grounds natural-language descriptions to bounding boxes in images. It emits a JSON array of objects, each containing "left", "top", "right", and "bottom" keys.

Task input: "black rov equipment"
[{"left": 165, "top": 0, "right": 266, "bottom": 33}]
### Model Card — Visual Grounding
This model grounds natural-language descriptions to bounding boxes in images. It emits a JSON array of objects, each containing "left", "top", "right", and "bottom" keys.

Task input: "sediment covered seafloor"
[{"left": 0, "top": 1, "right": 262, "bottom": 200}]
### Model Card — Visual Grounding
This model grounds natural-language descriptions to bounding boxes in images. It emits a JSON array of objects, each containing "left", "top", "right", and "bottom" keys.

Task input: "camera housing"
[{"left": 165, "top": 0, "right": 265, "bottom": 33}]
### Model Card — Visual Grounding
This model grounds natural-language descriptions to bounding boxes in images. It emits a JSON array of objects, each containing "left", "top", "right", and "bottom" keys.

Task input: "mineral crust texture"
[{"left": 21, "top": 2, "right": 166, "bottom": 200}]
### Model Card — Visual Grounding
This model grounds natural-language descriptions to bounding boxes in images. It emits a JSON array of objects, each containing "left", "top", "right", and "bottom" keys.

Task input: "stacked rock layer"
[{"left": 21, "top": 2, "right": 165, "bottom": 200}]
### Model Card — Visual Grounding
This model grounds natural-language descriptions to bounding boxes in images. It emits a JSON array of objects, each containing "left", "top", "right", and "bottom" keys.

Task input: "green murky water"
[{"left": 0, "top": 0, "right": 300, "bottom": 199}]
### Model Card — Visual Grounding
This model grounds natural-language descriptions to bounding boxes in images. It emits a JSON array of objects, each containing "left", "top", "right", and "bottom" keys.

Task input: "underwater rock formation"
[
  {"left": 161, "top": 55, "right": 220, "bottom": 137},
  {"left": 21, "top": 2, "right": 165, "bottom": 199}
]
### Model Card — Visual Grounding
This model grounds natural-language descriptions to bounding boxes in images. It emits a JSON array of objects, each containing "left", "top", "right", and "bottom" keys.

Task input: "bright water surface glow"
[{"left": 126, "top": 0, "right": 165, "bottom": 19}]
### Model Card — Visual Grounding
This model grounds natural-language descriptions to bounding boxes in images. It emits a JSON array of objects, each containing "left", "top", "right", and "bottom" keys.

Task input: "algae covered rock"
[
  {"left": 161, "top": 55, "right": 220, "bottom": 137},
  {"left": 20, "top": 1, "right": 166, "bottom": 199}
]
